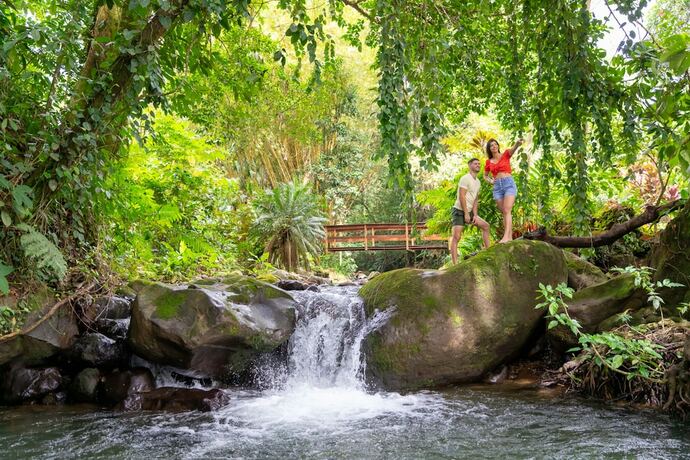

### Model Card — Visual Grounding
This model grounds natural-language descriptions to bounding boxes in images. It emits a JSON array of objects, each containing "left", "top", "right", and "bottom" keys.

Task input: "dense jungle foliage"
[{"left": 1, "top": 0, "right": 689, "bottom": 297}]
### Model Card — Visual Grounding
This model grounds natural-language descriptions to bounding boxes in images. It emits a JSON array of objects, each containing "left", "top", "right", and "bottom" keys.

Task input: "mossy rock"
[
  {"left": 563, "top": 251, "right": 608, "bottom": 291},
  {"left": 0, "top": 286, "right": 78, "bottom": 366},
  {"left": 650, "top": 201, "right": 690, "bottom": 307},
  {"left": 359, "top": 240, "right": 568, "bottom": 390},
  {"left": 128, "top": 277, "right": 296, "bottom": 379},
  {"left": 546, "top": 273, "right": 642, "bottom": 352}
]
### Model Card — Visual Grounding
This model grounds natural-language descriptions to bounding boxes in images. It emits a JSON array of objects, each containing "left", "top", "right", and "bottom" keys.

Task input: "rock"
[
  {"left": 70, "top": 332, "right": 127, "bottom": 368},
  {"left": 367, "top": 271, "right": 381, "bottom": 281},
  {"left": 69, "top": 368, "right": 101, "bottom": 403},
  {"left": 120, "top": 387, "right": 230, "bottom": 412},
  {"left": 275, "top": 279, "right": 312, "bottom": 291},
  {"left": 360, "top": 240, "right": 568, "bottom": 390},
  {"left": 128, "top": 275, "right": 296, "bottom": 379},
  {"left": 98, "top": 368, "right": 155, "bottom": 405},
  {"left": 563, "top": 251, "right": 608, "bottom": 291},
  {"left": 94, "top": 318, "right": 130, "bottom": 340},
  {"left": 0, "top": 286, "right": 79, "bottom": 366},
  {"left": 546, "top": 274, "right": 642, "bottom": 351},
  {"left": 649, "top": 202, "right": 690, "bottom": 307},
  {"left": 564, "top": 274, "right": 640, "bottom": 331},
  {"left": 2, "top": 365, "right": 62, "bottom": 404},
  {"left": 94, "top": 296, "right": 132, "bottom": 320},
  {"left": 41, "top": 391, "right": 67, "bottom": 405}
]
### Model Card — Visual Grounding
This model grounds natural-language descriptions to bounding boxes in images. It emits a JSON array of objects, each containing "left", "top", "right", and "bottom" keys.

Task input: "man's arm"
[{"left": 459, "top": 187, "right": 468, "bottom": 214}]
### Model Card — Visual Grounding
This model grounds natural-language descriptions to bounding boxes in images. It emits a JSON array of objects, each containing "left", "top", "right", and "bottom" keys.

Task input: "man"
[{"left": 449, "top": 157, "right": 491, "bottom": 264}]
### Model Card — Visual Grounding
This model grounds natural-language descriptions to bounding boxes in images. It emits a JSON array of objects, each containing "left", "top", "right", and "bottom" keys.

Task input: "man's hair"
[{"left": 468, "top": 157, "right": 480, "bottom": 165}]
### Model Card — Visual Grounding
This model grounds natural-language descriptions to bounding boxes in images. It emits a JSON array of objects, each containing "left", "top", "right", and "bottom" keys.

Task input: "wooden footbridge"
[{"left": 324, "top": 223, "right": 447, "bottom": 252}]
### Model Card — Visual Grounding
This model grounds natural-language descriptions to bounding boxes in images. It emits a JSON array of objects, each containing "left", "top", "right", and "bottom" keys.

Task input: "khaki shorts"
[{"left": 451, "top": 207, "right": 474, "bottom": 227}]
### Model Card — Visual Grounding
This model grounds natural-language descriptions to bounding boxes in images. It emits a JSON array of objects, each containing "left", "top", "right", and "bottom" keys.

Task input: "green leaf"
[
  {"left": 1, "top": 211, "right": 11, "bottom": 227},
  {"left": 547, "top": 320, "right": 559, "bottom": 330},
  {"left": 11, "top": 185, "right": 33, "bottom": 217},
  {"left": 610, "top": 354, "right": 624, "bottom": 369}
]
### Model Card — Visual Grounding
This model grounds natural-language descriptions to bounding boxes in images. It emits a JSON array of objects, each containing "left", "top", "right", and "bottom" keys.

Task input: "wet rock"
[
  {"left": 120, "top": 387, "right": 230, "bottom": 412},
  {"left": 98, "top": 368, "right": 155, "bottom": 405},
  {"left": 563, "top": 251, "right": 608, "bottom": 291},
  {"left": 94, "top": 318, "right": 130, "bottom": 340},
  {"left": 69, "top": 368, "right": 101, "bottom": 403},
  {"left": 360, "top": 240, "right": 568, "bottom": 390},
  {"left": 2, "top": 365, "right": 62, "bottom": 404},
  {"left": 367, "top": 271, "right": 381, "bottom": 281},
  {"left": 41, "top": 391, "right": 67, "bottom": 405},
  {"left": 70, "top": 332, "right": 127, "bottom": 368},
  {"left": 128, "top": 275, "right": 296, "bottom": 378},
  {"left": 275, "top": 280, "right": 312, "bottom": 291},
  {"left": 94, "top": 296, "right": 132, "bottom": 320}
]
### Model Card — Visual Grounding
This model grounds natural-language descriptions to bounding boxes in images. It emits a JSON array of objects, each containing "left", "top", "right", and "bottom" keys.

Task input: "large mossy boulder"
[
  {"left": 359, "top": 240, "right": 567, "bottom": 390},
  {"left": 128, "top": 275, "right": 296, "bottom": 378},
  {"left": 650, "top": 202, "right": 690, "bottom": 307},
  {"left": 563, "top": 251, "right": 608, "bottom": 291}
]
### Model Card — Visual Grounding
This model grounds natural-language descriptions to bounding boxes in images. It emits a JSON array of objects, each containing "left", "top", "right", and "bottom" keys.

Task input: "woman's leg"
[{"left": 499, "top": 194, "right": 515, "bottom": 243}]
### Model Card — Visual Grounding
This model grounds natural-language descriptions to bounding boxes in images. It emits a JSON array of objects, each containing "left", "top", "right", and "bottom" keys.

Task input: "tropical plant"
[{"left": 253, "top": 181, "right": 326, "bottom": 272}]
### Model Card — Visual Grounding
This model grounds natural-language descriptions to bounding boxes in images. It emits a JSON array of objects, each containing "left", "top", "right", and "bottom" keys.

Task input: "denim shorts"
[{"left": 492, "top": 176, "right": 517, "bottom": 200}]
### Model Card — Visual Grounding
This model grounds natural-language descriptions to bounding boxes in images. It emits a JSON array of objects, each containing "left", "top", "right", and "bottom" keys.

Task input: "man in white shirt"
[{"left": 449, "top": 158, "right": 491, "bottom": 264}]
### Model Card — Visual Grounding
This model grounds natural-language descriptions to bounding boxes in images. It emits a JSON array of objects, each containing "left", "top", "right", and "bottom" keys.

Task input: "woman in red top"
[{"left": 483, "top": 138, "right": 524, "bottom": 243}]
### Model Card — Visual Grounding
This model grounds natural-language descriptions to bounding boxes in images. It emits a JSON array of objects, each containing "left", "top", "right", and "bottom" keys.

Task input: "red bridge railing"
[{"left": 324, "top": 223, "right": 447, "bottom": 252}]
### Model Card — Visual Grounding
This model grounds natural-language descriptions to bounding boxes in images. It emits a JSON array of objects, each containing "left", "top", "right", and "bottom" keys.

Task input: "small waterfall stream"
[{"left": 284, "top": 285, "right": 395, "bottom": 390}]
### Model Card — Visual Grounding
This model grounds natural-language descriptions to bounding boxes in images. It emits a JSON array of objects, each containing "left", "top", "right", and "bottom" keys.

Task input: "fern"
[{"left": 16, "top": 224, "right": 67, "bottom": 280}]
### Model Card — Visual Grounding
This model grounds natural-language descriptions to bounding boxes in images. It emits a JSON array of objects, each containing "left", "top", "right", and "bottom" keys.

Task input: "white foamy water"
[{"left": 213, "top": 284, "right": 438, "bottom": 429}]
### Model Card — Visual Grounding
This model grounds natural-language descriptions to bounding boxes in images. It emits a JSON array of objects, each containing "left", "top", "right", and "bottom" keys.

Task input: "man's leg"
[
  {"left": 449, "top": 225, "right": 464, "bottom": 264},
  {"left": 474, "top": 216, "right": 491, "bottom": 248}
]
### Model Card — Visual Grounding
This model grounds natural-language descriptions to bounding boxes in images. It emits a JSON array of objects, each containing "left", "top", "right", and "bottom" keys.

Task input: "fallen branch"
[{"left": 523, "top": 200, "right": 685, "bottom": 248}]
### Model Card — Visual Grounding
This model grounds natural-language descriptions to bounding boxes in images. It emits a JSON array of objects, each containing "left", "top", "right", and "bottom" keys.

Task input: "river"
[{"left": 1, "top": 285, "right": 688, "bottom": 459}]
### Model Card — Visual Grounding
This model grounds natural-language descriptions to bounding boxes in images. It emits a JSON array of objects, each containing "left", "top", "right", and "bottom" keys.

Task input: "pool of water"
[{"left": 1, "top": 385, "right": 688, "bottom": 459}]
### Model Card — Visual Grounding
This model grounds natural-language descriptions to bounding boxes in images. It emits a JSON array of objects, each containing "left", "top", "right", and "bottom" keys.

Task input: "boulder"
[
  {"left": 275, "top": 279, "right": 313, "bottom": 291},
  {"left": 359, "top": 240, "right": 568, "bottom": 390},
  {"left": 564, "top": 274, "right": 640, "bottom": 331},
  {"left": 563, "top": 251, "right": 608, "bottom": 291},
  {"left": 120, "top": 387, "right": 230, "bottom": 412},
  {"left": 128, "top": 275, "right": 296, "bottom": 379},
  {"left": 94, "top": 296, "right": 132, "bottom": 320},
  {"left": 649, "top": 202, "right": 690, "bottom": 307},
  {"left": 546, "top": 274, "right": 642, "bottom": 351},
  {"left": 94, "top": 318, "right": 130, "bottom": 340},
  {"left": 1, "top": 365, "right": 62, "bottom": 404},
  {"left": 69, "top": 332, "right": 127, "bottom": 368},
  {"left": 69, "top": 368, "right": 101, "bottom": 403},
  {"left": 98, "top": 368, "right": 155, "bottom": 405},
  {"left": 0, "top": 286, "right": 78, "bottom": 366}
]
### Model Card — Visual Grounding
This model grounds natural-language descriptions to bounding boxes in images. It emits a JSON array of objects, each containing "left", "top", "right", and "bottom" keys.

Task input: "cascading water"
[
  {"left": 214, "top": 284, "right": 416, "bottom": 428},
  {"left": 283, "top": 284, "right": 395, "bottom": 390},
  {"left": 2, "top": 284, "right": 688, "bottom": 458}
]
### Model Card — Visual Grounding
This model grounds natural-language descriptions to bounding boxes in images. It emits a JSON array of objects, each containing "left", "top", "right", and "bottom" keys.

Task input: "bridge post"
[
  {"left": 364, "top": 224, "right": 368, "bottom": 251},
  {"left": 405, "top": 223, "right": 410, "bottom": 251}
]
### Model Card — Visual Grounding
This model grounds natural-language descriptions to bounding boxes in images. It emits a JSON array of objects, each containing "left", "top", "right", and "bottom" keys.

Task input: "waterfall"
[{"left": 255, "top": 284, "right": 395, "bottom": 391}]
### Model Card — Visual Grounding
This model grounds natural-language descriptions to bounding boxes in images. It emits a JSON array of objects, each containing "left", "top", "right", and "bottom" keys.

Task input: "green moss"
[
  {"left": 449, "top": 311, "right": 463, "bottom": 327},
  {"left": 154, "top": 291, "right": 185, "bottom": 319}
]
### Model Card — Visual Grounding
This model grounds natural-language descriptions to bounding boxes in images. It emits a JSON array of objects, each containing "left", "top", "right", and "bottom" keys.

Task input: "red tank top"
[{"left": 485, "top": 149, "right": 512, "bottom": 177}]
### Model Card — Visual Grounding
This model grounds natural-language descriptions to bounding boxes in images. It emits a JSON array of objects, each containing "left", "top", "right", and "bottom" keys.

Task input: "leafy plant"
[
  {"left": 253, "top": 181, "right": 326, "bottom": 272},
  {"left": 611, "top": 266, "right": 684, "bottom": 319},
  {"left": 17, "top": 224, "right": 67, "bottom": 281},
  {"left": 536, "top": 282, "right": 665, "bottom": 383}
]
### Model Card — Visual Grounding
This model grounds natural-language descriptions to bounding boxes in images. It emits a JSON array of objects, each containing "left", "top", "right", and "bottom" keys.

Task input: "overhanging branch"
[{"left": 523, "top": 200, "right": 686, "bottom": 248}]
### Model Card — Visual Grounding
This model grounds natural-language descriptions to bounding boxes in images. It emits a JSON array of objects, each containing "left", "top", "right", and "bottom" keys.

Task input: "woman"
[{"left": 483, "top": 138, "right": 523, "bottom": 243}]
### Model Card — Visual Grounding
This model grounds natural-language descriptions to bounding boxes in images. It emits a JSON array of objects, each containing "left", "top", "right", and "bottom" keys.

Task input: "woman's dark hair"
[{"left": 485, "top": 139, "right": 500, "bottom": 159}]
